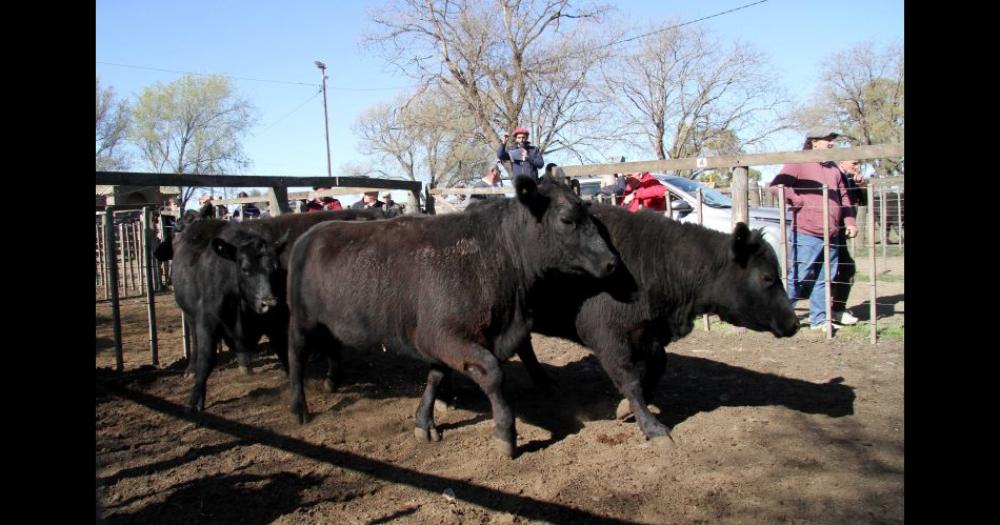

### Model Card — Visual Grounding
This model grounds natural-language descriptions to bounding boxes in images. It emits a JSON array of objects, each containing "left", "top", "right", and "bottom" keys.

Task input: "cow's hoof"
[
  {"left": 413, "top": 426, "right": 442, "bottom": 442},
  {"left": 434, "top": 399, "right": 451, "bottom": 414},
  {"left": 650, "top": 434, "right": 674, "bottom": 448},
  {"left": 615, "top": 399, "right": 632, "bottom": 420},
  {"left": 493, "top": 437, "right": 515, "bottom": 458},
  {"left": 323, "top": 378, "right": 337, "bottom": 393},
  {"left": 239, "top": 365, "right": 254, "bottom": 376},
  {"left": 645, "top": 423, "right": 673, "bottom": 442},
  {"left": 291, "top": 408, "right": 309, "bottom": 425}
]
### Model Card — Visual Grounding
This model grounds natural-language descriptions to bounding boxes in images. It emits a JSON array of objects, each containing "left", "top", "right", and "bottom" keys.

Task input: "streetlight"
[{"left": 315, "top": 60, "right": 332, "bottom": 178}]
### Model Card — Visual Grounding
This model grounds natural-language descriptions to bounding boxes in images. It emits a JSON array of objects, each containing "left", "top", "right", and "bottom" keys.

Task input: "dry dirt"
[{"left": 96, "top": 260, "right": 903, "bottom": 525}]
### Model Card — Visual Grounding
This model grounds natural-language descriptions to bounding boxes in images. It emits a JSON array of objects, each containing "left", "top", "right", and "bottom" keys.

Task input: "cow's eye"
[
  {"left": 761, "top": 274, "right": 775, "bottom": 285},
  {"left": 560, "top": 216, "right": 574, "bottom": 225}
]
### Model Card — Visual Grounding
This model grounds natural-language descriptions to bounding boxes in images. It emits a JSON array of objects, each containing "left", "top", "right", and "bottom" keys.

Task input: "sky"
[{"left": 96, "top": 0, "right": 903, "bottom": 203}]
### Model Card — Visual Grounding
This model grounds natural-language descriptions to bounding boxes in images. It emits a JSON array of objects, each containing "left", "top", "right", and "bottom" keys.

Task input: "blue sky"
[{"left": 96, "top": 0, "right": 903, "bottom": 200}]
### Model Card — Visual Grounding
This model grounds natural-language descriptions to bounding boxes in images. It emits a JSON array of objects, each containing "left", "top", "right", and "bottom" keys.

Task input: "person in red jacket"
[{"left": 621, "top": 172, "right": 667, "bottom": 212}]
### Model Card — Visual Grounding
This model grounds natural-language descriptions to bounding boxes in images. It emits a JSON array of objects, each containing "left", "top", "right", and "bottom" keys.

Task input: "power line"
[
  {"left": 602, "top": 0, "right": 770, "bottom": 50},
  {"left": 96, "top": 60, "right": 419, "bottom": 91},
  {"left": 256, "top": 89, "right": 323, "bottom": 134}
]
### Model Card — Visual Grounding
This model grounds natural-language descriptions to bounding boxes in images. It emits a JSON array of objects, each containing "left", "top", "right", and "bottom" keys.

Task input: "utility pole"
[{"left": 314, "top": 61, "right": 332, "bottom": 177}]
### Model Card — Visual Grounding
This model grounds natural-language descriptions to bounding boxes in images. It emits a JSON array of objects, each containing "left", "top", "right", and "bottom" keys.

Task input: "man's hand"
[
  {"left": 845, "top": 224, "right": 858, "bottom": 238},
  {"left": 623, "top": 192, "right": 635, "bottom": 205}
]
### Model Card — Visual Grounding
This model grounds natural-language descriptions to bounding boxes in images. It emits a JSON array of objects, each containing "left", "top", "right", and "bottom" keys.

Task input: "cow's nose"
[
  {"left": 261, "top": 296, "right": 278, "bottom": 307},
  {"left": 603, "top": 259, "right": 617, "bottom": 275}
]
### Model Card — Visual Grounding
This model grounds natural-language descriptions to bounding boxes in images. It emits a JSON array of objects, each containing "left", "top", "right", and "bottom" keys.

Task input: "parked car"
[{"left": 578, "top": 174, "right": 789, "bottom": 257}]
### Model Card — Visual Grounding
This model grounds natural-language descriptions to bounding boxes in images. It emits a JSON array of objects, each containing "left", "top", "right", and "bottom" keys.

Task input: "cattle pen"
[{"left": 96, "top": 151, "right": 904, "bottom": 525}]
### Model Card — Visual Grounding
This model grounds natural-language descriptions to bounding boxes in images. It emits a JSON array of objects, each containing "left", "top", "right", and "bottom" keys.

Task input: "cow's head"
[
  {"left": 211, "top": 230, "right": 289, "bottom": 315},
  {"left": 708, "top": 223, "right": 799, "bottom": 337},
  {"left": 513, "top": 176, "right": 618, "bottom": 279}
]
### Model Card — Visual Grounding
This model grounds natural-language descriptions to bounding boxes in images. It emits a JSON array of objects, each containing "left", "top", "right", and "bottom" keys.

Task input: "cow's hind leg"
[
  {"left": 287, "top": 320, "right": 311, "bottom": 424},
  {"left": 414, "top": 365, "right": 449, "bottom": 442},
  {"left": 452, "top": 345, "right": 517, "bottom": 458},
  {"left": 188, "top": 320, "right": 218, "bottom": 413}
]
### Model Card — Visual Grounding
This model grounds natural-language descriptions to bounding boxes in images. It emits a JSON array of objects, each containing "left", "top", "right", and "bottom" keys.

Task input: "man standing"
[
  {"left": 769, "top": 130, "right": 858, "bottom": 331},
  {"left": 497, "top": 126, "right": 544, "bottom": 180},
  {"left": 468, "top": 165, "right": 504, "bottom": 202},
  {"left": 351, "top": 191, "right": 384, "bottom": 210},
  {"left": 830, "top": 159, "right": 867, "bottom": 326}
]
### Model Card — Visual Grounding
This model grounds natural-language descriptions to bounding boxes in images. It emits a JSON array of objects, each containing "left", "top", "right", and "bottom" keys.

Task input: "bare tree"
[
  {"left": 793, "top": 41, "right": 903, "bottom": 177},
  {"left": 129, "top": 74, "right": 259, "bottom": 208},
  {"left": 602, "top": 22, "right": 788, "bottom": 176},
  {"left": 354, "top": 88, "right": 493, "bottom": 190},
  {"left": 364, "top": 0, "right": 617, "bottom": 168},
  {"left": 96, "top": 78, "right": 131, "bottom": 171}
]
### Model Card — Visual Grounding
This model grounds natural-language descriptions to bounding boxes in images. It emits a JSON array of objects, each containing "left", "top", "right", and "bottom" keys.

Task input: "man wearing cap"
[
  {"left": 497, "top": 126, "right": 544, "bottom": 180},
  {"left": 769, "top": 130, "right": 858, "bottom": 331},
  {"left": 382, "top": 192, "right": 403, "bottom": 216}
]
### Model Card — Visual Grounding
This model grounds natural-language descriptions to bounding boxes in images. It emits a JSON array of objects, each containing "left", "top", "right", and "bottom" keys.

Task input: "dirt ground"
[{"left": 96, "top": 257, "right": 903, "bottom": 525}]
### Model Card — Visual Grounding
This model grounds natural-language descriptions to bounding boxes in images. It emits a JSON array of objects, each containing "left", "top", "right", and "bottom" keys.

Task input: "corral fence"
[
  {"left": 431, "top": 143, "right": 905, "bottom": 344},
  {"left": 95, "top": 172, "right": 422, "bottom": 372}
]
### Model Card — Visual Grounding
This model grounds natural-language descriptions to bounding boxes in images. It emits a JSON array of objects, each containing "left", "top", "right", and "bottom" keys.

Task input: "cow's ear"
[
  {"left": 273, "top": 231, "right": 290, "bottom": 255},
  {"left": 211, "top": 238, "right": 237, "bottom": 261},
  {"left": 514, "top": 175, "right": 548, "bottom": 218},
  {"left": 731, "top": 222, "right": 753, "bottom": 265}
]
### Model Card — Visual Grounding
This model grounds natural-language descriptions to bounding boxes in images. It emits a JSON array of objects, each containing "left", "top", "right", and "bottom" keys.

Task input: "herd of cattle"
[{"left": 155, "top": 176, "right": 799, "bottom": 458}]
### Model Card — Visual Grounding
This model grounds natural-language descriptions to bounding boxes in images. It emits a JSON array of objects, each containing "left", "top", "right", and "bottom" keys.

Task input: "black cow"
[
  {"left": 170, "top": 219, "right": 288, "bottom": 412},
  {"left": 510, "top": 205, "right": 800, "bottom": 442},
  {"left": 167, "top": 208, "right": 388, "bottom": 383},
  {"left": 286, "top": 177, "right": 619, "bottom": 457}
]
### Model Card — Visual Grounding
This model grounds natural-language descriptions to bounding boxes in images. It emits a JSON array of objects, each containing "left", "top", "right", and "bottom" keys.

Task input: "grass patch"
[
  {"left": 850, "top": 245, "right": 905, "bottom": 257},
  {"left": 836, "top": 323, "right": 904, "bottom": 339},
  {"left": 853, "top": 272, "right": 905, "bottom": 283}
]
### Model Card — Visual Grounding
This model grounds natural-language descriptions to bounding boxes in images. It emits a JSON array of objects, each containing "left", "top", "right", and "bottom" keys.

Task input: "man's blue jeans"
[{"left": 787, "top": 230, "right": 838, "bottom": 326}]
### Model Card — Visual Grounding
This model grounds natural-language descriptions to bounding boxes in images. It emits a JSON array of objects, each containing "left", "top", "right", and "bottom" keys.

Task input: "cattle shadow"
[
  {"left": 286, "top": 344, "right": 854, "bottom": 454},
  {"left": 98, "top": 441, "right": 246, "bottom": 487},
  {"left": 102, "top": 471, "right": 325, "bottom": 525},
  {"left": 850, "top": 293, "right": 904, "bottom": 321},
  {"left": 99, "top": 384, "right": 647, "bottom": 525}
]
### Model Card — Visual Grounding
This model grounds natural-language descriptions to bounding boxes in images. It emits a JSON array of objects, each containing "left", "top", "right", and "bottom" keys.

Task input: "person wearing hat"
[
  {"left": 497, "top": 126, "right": 544, "bottom": 180},
  {"left": 232, "top": 191, "right": 262, "bottom": 221},
  {"left": 769, "top": 129, "right": 858, "bottom": 331},
  {"left": 382, "top": 192, "right": 403, "bottom": 216},
  {"left": 351, "top": 190, "right": 384, "bottom": 210}
]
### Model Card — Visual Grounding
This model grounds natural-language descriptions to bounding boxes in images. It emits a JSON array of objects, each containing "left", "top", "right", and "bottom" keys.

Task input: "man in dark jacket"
[
  {"left": 830, "top": 159, "right": 867, "bottom": 326},
  {"left": 497, "top": 126, "right": 544, "bottom": 180}
]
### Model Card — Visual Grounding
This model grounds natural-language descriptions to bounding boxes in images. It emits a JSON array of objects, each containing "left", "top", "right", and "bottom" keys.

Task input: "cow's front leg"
[
  {"left": 414, "top": 365, "right": 449, "bottom": 442},
  {"left": 515, "top": 340, "right": 557, "bottom": 389},
  {"left": 591, "top": 341, "right": 672, "bottom": 442}
]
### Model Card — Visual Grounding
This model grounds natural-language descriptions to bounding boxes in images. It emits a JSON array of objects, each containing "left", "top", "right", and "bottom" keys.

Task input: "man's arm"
[
  {"left": 768, "top": 164, "right": 804, "bottom": 207},
  {"left": 496, "top": 142, "right": 510, "bottom": 162},
  {"left": 528, "top": 147, "right": 544, "bottom": 169}
]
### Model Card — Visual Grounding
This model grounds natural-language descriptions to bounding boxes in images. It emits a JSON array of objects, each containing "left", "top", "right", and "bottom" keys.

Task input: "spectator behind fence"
[
  {"left": 768, "top": 129, "right": 857, "bottom": 331},
  {"left": 542, "top": 162, "right": 559, "bottom": 183},
  {"left": 497, "top": 126, "right": 544, "bottom": 180},
  {"left": 351, "top": 191, "right": 384, "bottom": 210},
  {"left": 382, "top": 193, "right": 404, "bottom": 216},
  {"left": 830, "top": 159, "right": 868, "bottom": 326},
  {"left": 621, "top": 172, "right": 667, "bottom": 213},
  {"left": 232, "top": 191, "right": 261, "bottom": 221},
  {"left": 198, "top": 194, "right": 215, "bottom": 218},
  {"left": 597, "top": 174, "right": 626, "bottom": 203},
  {"left": 468, "top": 165, "right": 504, "bottom": 202}
]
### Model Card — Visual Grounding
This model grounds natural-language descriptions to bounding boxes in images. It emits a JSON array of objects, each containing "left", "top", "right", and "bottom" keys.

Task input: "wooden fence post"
[
  {"left": 732, "top": 166, "right": 749, "bottom": 226},
  {"left": 778, "top": 186, "right": 788, "bottom": 294}
]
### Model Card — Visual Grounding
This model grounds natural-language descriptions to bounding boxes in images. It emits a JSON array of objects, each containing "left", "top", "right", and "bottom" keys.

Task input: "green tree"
[
  {"left": 129, "top": 74, "right": 259, "bottom": 207},
  {"left": 96, "top": 77, "right": 131, "bottom": 171}
]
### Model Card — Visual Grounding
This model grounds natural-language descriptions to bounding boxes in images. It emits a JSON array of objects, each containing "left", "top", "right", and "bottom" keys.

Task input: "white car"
[{"left": 578, "top": 174, "right": 789, "bottom": 258}]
